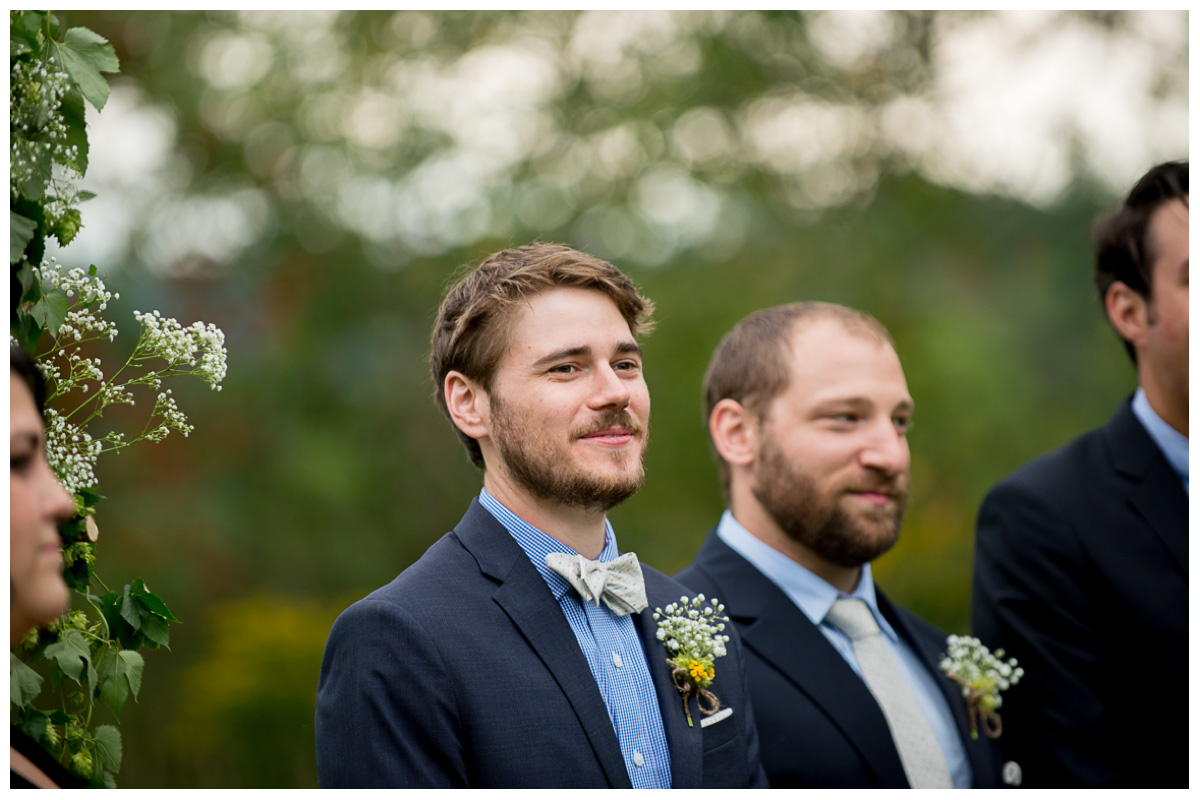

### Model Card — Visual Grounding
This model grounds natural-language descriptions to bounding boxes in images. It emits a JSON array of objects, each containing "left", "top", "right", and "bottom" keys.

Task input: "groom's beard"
[{"left": 489, "top": 395, "right": 648, "bottom": 513}]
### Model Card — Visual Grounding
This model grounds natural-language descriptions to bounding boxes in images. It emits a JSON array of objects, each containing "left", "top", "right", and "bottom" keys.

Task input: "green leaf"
[
  {"left": 16, "top": 257, "right": 37, "bottom": 301},
  {"left": 11, "top": 312, "right": 43, "bottom": 352},
  {"left": 57, "top": 28, "right": 120, "bottom": 112},
  {"left": 96, "top": 649, "right": 127, "bottom": 717},
  {"left": 115, "top": 582, "right": 174, "bottom": 648},
  {"left": 10, "top": 652, "right": 44, "bottom": 707},
  {"left": 15, "top": 708, "right": 52, "bottom": 746},
  {"left": 20, "top": 145, "right": 50, "bottom": 201},
  {"left": 43, "top": 628, "right": 91, "bottom": 685},
  {"left": 91, "top": 724, "right": 122, "bottom": 774},
  {"left": 97, "top": 648, "right": 144, "bottom": 716},
  {"left": 58, "top": 83, "right": 90, "bottom": 174},
  {"left": 12, "top": 11, "right": 44, "bottom": 51},
  {"left": 10, "top": 211, "right": 38, "bottom": 265},
  {"left": 30, "top": 291, "right": 69, "bottom": 336},
  {"left": 11, "top": 196, "right": 45, "bottom": 273},
  {"left": 119, "top": 585, "right": 142, "bottom": 630},
  {"left": 140, "top": 614, "right": 170, "bottom": 648},
  {"left": 116, "top": 650, "right": 144, "bottom": 700},
  {"left": 102, "top": 590, "right": 144, "bottom": 651},
  {"left": 78, "top": 190, "right": 98, "bottom": 202},
  {"left": 131, "top": 579, "right": 180, "bottom": 621}
]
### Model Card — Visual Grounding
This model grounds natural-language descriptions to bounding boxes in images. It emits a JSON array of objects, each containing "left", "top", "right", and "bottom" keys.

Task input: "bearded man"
[
  {"left": 677, "top": 302, "right": 1007, "bottom": 788},
  {"left": 315, "top": 244, "right": 766, "bottom": 789}
]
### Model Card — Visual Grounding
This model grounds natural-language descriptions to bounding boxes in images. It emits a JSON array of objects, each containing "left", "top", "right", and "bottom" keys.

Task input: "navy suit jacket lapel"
[
  {"left": 695, "top": 533, "right": 909, "bottom": 788},
  {"left": 636, "top": 570, "right": 703, "bottom": 788},
  {"left": 1108, "top": 400, "right": 1188, "bottom": 575},
  {"left": 452, "top": 500, "right": 632, "bottom": 789}
]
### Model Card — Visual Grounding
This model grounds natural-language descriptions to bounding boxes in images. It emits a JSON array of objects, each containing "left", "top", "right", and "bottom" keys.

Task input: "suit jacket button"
[{"left": 1002, "top": 761, "right": 1022, "bottom": 787}]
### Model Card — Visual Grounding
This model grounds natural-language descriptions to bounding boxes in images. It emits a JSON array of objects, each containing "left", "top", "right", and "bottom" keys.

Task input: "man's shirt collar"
[
  {"left": 716, "top": 509, "right": 898, "bottom": 642},
  {"left": 479, "top": 487, "right": 619, "bottom": 601},
  {"left": 1132, "top": 387, "right": 1189, "bottom": 492}
]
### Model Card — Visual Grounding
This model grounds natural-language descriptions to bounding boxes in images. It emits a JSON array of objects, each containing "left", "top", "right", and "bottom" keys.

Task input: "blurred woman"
[{"left": 10, "top": 347, "right": 85, "bottom": 788}]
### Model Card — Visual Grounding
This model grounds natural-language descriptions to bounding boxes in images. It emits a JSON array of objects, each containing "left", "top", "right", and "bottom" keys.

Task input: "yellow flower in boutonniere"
[
  {"left": 939, "top": 635, "right": 1025, "bottom": 740},
  {"left": 654, "top": 595, "right": 730, "bottom": 728}
]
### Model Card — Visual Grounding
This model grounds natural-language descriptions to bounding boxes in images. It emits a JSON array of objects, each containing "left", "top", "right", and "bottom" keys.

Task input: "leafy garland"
[{"left": 10, "top": 11, "right": 227, "bottom": 787}]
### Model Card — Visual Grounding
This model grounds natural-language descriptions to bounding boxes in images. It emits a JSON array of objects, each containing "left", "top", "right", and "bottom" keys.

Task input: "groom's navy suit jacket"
[
  {"left": 315, "top": 499, "right": 768, "bottom": 788},
  {"left": 972, "top": 400, "right": 1187, "bottom": 787},
  {"left": 678, "top": 532, "right": 1005, "bottom": 788}
]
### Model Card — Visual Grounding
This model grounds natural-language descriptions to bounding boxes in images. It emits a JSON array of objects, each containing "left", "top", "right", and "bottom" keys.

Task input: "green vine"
[{"left": 10, "top": 11, "right": 227, "bottom": 787}]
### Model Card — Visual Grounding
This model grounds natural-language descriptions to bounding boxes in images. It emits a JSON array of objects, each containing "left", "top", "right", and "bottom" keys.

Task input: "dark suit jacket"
[
  {"left": 315, "top": 499, "right": 769, "bottom": 788},
  {"left": 972, "top": 399, "right": 1187, "bottom": 788},
  {"left": 677, "top": 532, "right": 1005, "bottom": 788}
]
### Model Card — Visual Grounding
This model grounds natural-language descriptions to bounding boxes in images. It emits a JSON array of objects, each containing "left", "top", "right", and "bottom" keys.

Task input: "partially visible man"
[
  {"left": 972, "top": 161, "right": 1188, "bottom": 787},
  {"left": 315, "top": 243, "right": 766, "bottom": 788},
  {"left": 678, "top": 302, "right": 1005, "bottom": 788}
]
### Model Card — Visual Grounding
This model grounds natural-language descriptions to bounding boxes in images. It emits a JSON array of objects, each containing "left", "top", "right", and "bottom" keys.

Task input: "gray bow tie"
[{"left": 545, "top": 552, "right": 648, "bottom": 616}]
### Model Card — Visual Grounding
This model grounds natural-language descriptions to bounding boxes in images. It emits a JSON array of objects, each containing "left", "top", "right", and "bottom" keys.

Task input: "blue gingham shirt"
[
  {"left": 717, "top": 510, "right": 973, "bottom": 788},
  {"left": 479, "top": 488, "right": 672, "bottom": 788}
]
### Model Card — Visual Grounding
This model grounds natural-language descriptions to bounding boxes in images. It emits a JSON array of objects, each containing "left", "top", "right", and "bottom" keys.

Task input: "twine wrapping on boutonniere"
[
  {"left": 939, "top": 635, "right": 1024, "bottom": 740},
  {"left": 653, "top": 595, "right": 731, "bottom": 728}
]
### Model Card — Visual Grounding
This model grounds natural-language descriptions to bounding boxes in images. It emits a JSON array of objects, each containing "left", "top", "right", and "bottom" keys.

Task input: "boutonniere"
[
  {"left": 939, "top": 635, "right": 1024, "bottom": 740},
  {"left": 653, "top": 594, "right": 731, "bottom": 727}
]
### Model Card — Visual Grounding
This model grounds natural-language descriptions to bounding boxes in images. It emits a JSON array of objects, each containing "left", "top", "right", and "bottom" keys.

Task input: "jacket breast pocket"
[
  {"left": 700, "top": 707, "right": 738, "bottom": 751},
  {"left": 700, "top": 708, "right": 749, "bottom": 788}
]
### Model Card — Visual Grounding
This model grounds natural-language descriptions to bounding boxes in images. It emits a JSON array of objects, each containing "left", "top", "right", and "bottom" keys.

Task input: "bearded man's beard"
[{"left": 751, "top": 437, "right": 907, "bottom": 568}]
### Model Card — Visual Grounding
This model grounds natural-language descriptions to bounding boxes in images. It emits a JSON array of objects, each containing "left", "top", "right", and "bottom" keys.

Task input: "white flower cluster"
[
  {"left": 653, "top": 594, "right": 730, "bottom": 659},
  {"left": 44, "top": 408, "right": 102, "bottom": 495},
  {"left": 145, "top": 389, "right": 195, "bottom": 441},
  {"left": 24, "top": 258, "right": 229, "bottom": 494},
  {"left": 939, "top": 635, "right": 1024, "bottom": 707},
  {"left": 35, "top": 258, "right": 121, "bottom": 344},
  {"left": 9, "top": 53, "right": 77, "bottom": 198},
  {"left": 132, "top": 310, "right": 228, "bottom": 390}
]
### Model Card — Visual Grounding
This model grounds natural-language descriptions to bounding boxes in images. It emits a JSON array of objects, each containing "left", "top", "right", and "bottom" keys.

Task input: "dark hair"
[
  {"left": 11, "top": 346, "right": 47, "bottom": 416},
  {"left": 430, "top": 242, "right": 654, "bottom": 468},
  {"left": 1092, "top": 160, "right": 1188, "bottom": 362},
  {"left": 703, "top": 302, "right": 893, "bottom": 501}
]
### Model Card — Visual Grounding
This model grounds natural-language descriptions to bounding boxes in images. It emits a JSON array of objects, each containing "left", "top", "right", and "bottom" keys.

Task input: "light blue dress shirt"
[
  {"left": 1132, "top": 387, "right": 1189, "bottom": 494},
  {"left": 716, "top": 510, "right": 972, "bottom": 789},
  {"left": 479, "top": 488, "right": 672, "bottom": 788}
]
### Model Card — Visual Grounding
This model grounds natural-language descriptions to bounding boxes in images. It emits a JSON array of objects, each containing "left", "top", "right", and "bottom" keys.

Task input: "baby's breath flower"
[
  {"left": 939, "top": 635, "right": 1024, "bottom": 740},
  {"left": 29, "top": 263, "right": 227, "bottom": 494},
  {"left": 654, "top": 595, "right": 732, "bottom": 727},
  {"left": 132, "top": 310, "right": 228, "bottom": 389}
]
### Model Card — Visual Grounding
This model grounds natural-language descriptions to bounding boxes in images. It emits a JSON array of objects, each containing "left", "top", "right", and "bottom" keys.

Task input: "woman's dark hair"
[{"left": 11, "top": 346, "right": 47, "bottom": 416}]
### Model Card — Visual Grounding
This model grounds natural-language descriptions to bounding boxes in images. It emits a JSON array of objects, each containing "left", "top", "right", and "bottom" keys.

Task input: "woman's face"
[{"left": 11, "top": 371, "right": 74, "bottom": 644}]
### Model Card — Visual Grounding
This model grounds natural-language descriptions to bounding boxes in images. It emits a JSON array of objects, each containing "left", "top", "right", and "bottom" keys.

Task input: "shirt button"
[
  {"left": 612, "top": 652, "right": 623, "bottom": 668},
  {"left": 633, "top": 751, "right": 644, "bottom": 768}
]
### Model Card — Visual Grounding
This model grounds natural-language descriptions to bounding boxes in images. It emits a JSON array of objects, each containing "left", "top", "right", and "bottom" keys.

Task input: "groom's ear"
[{"left": 444, "top": 370, "right": 489, "bottom": 441}]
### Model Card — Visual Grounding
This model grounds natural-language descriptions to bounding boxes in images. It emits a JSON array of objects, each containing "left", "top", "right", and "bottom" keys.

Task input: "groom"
[{"left": 315, "top": 243, "right": 766, "bottom": 788}]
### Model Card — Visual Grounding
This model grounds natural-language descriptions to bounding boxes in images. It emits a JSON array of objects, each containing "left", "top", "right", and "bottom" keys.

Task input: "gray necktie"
[
  {"left": 545, "top": 552, "right": 648, "bottom": 616},
  {"left": 825, "top": 597, "right": 953, "bottom": 789}
]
